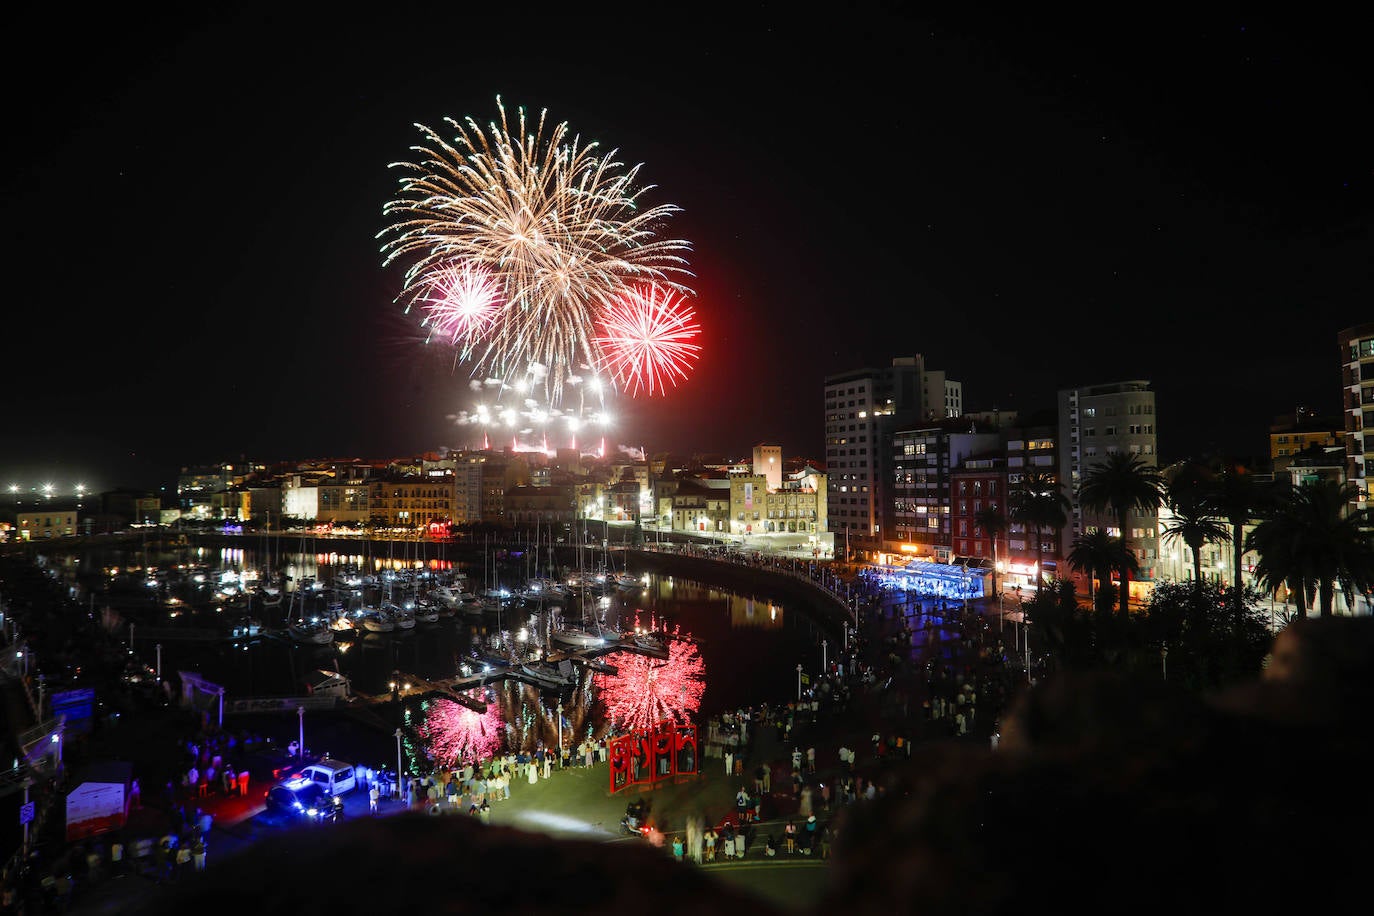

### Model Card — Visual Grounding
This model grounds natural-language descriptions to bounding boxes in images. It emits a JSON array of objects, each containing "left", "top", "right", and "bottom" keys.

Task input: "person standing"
[
  {"left": 672, "top": 835, "right": 684, "bottom": 862},
  {"left": 724, "top": 748, "right": 733, "bottom": 776},
  {"left": 704, "top": 826, "right": 717, "bottom": 862},
  {"left": 806, "top": 746, "right": 816, "bottom": 774},
  {"left": 784, "top": 819, "right": 797, "bottom": 854},
  {"left": 370, "top": 783, "right": 380, "bottom": 813},
  {"left": 191, "top": 835, "right": 207, "bottom": 872}
]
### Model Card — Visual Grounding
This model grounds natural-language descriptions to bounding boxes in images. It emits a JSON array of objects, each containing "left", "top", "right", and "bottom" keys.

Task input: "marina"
[{"left": 38, "top": 534, "right": 837, "bottom": 724}]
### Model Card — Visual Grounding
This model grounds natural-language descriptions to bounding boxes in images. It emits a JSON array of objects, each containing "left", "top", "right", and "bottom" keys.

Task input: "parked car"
[
  {"left": 298, "top": 758, "right": 358, "bottom": 796},
  {"left": 263, "top": 776, "right": 343, "bottom": 824}
]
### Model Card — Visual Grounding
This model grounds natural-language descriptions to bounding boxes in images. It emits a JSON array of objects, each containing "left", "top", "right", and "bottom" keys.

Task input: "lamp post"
[
  {"left": 556, "top": 702, "right": 564, "bottom": 767},
  {"left": 1161, "top": 644, "right": 1168, "bottom": 681},
  {"left": 796, "top": 663, "right": 803, "bottom": 701},
  {"left": 822, "top": 639, "right": 828, "bottom": 672},
  {"left": 960, "top": 564, "right": 970, "bottom": 619},
  {"left": 1023, "top": 614, "right": 1031, "bottom": 684},
  {"left": 394, "top": 728, "right": 404, "bottom": 799},
  {"left": 297, "top": 706, "right": 305, "bottom": 759},
  {"left": 1012, "top": 585, "right": 1023, "bottom": 651}
]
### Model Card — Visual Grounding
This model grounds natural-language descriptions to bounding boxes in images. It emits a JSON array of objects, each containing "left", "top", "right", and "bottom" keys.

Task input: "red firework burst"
[
  {"left": 594, "top": 632, "right": 705, "bottom": 732},
  {"left": 595, "top": 284, "right": 701, "bottom": 396},
  {"left": 418, "top": 697, "right": 504, "bottom": 766},
  {"left": 418, "top": 261, "right": 502, "bottom": 353}
]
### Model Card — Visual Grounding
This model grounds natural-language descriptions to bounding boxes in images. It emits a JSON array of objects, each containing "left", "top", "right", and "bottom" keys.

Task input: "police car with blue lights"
[{"left": 263, "top": 776, "right": 344, "bottom": 824}]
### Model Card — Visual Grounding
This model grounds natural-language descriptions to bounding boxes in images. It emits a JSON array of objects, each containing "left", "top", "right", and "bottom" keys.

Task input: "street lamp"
[
  {"left": 394, "top": 728, "right": 404, "bottom": 799},
  {"left": 556, "top": 702, "right": 564, "bottom": 767},
  {"left": 1161, "top": 644, "right": 1168, "bottom": 681},
  {"left": 960, "top": 564, "right": 970, "bottom": 619},
  {"left": 1023, "top": 613, "right": 1031, "bottom": 684},
  {"left": 796, "top": 663, "right": 803, "bottom": 701},
  {"left": 297, "top": 706, "right": 305, "bottom": 759}
]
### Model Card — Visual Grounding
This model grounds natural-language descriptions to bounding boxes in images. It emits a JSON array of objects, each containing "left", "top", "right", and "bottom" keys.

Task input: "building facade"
[
  {"left": 1057, "top": 380, "right": 1160, "bottom": 599},
  {"left": 888, "top": 424, "right": 1000, "bottom": 561},
  {"left": 1339, "top": 322, "right": 1374, "bottom": 511},
  {"left": 824, "top": 356, "right": 961, "bottom": 560}
]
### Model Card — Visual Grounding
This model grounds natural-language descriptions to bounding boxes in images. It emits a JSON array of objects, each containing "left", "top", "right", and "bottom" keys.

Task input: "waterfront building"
[
  {"left": 15, "top": 502, "right": 78, "bottom": 539},
  {"left": 505, "top": 484, "right": 577, "bottom": 526},
  {"left": 367, "top": 472, "right": 456, "bottom": 530}
]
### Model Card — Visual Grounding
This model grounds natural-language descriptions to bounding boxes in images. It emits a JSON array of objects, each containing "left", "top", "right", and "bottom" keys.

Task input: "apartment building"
[
  {"left": 1057, "top": 380, "right": 1160, "bottom": 600},
  {"left": 889, "top": 422, "right": 1000, "bottom": 561},
  {"left": 824, "top": 356, "right": 961, "bottom": 560},
  {"left": 1340, "top": 321, "right": 1374, "bottom": 510}
]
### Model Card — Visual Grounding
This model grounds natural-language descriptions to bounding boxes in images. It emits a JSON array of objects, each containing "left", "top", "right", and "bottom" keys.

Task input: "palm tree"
[
  {"left": 1077, "top": 452, "right": 1164, "bottom": 617},
  {"left": 973, "top": 505, "right": 1007, "bottom": 597},
  {"left": 1010, "top": 469, "right": 1070, "bottom": 593},
  {"left": 1247, "top": 479, "right": 1374, "bottom": 618},
  {"left": 1204, "top": 460, "right": 1271, "bottom": 621},
  {"left": 1159, "top": 477, "right": 1230, "bottom": 600},
  {"left": 1066, "top": 529, "right": 1136, "bottom": 616}
]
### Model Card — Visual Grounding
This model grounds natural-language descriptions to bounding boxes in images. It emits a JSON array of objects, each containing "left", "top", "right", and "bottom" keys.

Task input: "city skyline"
[{"left": 2, "top": 10, "right": 1366, "bottom": 492}]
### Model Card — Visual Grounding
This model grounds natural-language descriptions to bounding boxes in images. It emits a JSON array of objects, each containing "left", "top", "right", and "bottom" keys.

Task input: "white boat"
[
  {"left": 256, "top": 585, "right": 283, "bottom": 608},
  {"left": 411, "top": 599, "right": 441, "bottom": 624},
  {"left": 612, "top": 572, "right": 641, "bottom": 590},
  {"left": 551, "top": 626, "right": 606, "bottom": 650},
  {"left": 391, "top": 603, "right": 417, "bottom": 630},
  {"left": 288, "top": 617, "right": 336, "bottom": 646},
  {"left": 360, "top": 606, "right": 396, "bottom": 633},
  {"left": 631, "top": 633, "right": 666, "bottom": 654},
  {"left": 518, "top": 662, "right": 576, "bottom": 691}
]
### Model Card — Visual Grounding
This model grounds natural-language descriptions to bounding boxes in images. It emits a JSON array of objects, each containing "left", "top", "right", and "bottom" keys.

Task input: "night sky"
[{"left": 2, "top": 8, "right": 1367, "bottom": 493}]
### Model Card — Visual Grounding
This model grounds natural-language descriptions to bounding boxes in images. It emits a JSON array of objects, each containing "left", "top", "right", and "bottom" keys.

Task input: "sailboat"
[{"left": 284, "top": 553, "right": 335, "bottom": 645}]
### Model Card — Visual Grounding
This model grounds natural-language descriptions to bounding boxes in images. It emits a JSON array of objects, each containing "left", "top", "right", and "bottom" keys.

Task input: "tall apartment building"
[
  {"left": 1339, "top": 322, "right": 1374, "bottom": 510},
  {"left": 824, "top": 356, "right": 962, "bottom": 559},
  {"left": 948, "top": 452, "right": 1005, "bottom": 564},
  {"left": 1057, "top": 380, "right": 1160, "bottom": 599},
  {"left": 1002, "top": 422, "right": 1061, "bottom": 585},
  {"left": 889, "top": 423, "right": 1000, "bottom": 560}
]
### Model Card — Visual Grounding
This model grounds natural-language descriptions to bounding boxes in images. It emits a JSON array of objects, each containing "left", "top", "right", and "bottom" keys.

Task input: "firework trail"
[
  {"left": 380, "top": 97, "right": 695, "bottom": 406},
  {"left": 597, "top": 283, "right": 701, "bottom": 396},
  {"left": 417, "top": 261, "right": 502, "bottom": 357}
]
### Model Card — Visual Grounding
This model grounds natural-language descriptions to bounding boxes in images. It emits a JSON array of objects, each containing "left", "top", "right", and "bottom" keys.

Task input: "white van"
[{"left": 299, "top": 758, "right": 357, "bottom": 796}]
